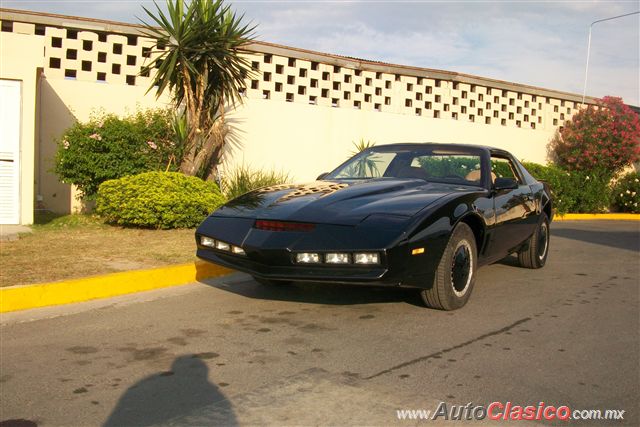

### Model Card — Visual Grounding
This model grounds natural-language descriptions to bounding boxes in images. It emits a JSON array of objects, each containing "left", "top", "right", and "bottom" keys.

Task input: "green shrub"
[
  {"left": 491, "top": 159, "right": 514, "bottom": 179},
  {"left": 522, "top": 162, "right": 612, "bottom": 214},
  {"left": 222, "top": 165, "right": 291, "bottom": 200},
  {"left": 55, "top": 109, "right": 183, "bottom": 199},
  {"left": 613, "top": 172, "right": 640, "bottom": 213},
  {"left": 96, "top": 172, "right": 225, "bottom": 229}
]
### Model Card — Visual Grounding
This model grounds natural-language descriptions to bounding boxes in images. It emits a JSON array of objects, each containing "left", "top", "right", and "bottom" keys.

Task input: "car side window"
[{"left": 490, "top": 156, "right": 523, "bottom": 184}]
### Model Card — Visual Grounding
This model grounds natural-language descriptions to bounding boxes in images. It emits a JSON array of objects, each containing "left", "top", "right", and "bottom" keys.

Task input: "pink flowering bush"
[
  {"left": 550, "top": 97, "right": 640, "bottom": 175},
  {"left": 55, "top": 109, "right": 184, "bottom": 198}
]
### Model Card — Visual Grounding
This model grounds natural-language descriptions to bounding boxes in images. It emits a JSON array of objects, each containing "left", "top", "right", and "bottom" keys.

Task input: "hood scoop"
[{"left": 271, "top": 182, "right": 349, "bottom": 202}]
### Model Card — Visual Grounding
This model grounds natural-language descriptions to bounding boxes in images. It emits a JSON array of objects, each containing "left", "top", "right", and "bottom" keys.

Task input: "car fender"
[{"left": 399, "top": 192, "right": 489, "bottom": 288}]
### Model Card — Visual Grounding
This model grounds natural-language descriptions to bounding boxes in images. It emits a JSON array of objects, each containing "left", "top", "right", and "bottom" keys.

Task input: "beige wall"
[
  {"left": 225, "top": 98, "right": 554, "bottom": 181},
  {"left": 0, "top": 30, "right": 45, "bottom": 225}
]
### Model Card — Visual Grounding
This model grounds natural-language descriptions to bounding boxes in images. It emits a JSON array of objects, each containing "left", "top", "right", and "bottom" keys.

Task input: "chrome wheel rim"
[
  {"left": 538, "top": 222, "right": 549, "bottom": 261},
  {"left": 451, "top": 239, "right": 473, "bottom": 297}
]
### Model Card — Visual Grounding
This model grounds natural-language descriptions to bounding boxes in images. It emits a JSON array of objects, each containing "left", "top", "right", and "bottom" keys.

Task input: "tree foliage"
[
  {"left": 141, "top": 0, "right": 256, "bottom": 180},
  {"left": 54, "top": 109, "right": 179, "bottom": 198},
  {"left": 550, "top": 96, "right": 640, "bottom": 174}
]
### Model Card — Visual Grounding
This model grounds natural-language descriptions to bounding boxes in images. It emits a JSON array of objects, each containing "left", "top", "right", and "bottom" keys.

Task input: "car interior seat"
[{"left": 465, "top": 169, "right": 497, "bottom": 183}]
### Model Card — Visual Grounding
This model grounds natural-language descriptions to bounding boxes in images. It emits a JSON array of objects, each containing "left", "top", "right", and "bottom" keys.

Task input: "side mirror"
[
  {"left": 316, "top": 172, "right": 329, "bottom": 180},
  {"left": 493, "top": 177, "right": 518, "bottom": 191}
]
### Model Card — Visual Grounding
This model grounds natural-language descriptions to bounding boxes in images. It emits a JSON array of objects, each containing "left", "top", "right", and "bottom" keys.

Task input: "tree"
[
  {"left": 550, "top": 96, "right": 640, "bottom": 175},
  {"left": 141, "top": 0, "right": 256, "bottom": 180}
]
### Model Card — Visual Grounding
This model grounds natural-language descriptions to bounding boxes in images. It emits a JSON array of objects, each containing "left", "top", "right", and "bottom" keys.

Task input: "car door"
[{"left": 487, "top": 153, "right": 537, "bottom": 258}]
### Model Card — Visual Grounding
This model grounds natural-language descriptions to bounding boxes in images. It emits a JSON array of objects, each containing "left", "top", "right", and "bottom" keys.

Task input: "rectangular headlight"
[
  {"left": 296, "top": 253, "right": 321, "bottom": 263},
  {"left": 200, "top": 236, "right": 216, "bottom": 248},
  {"left": 354, "top": 252, "right": 380, "bottom": 264},
  {"left": 231, "top": 246, "right": 245, "bottom": 255},
  {"left": 215, "top": 241, "right": 231, "bottom": 251},
  {"left": 325, "top": 253, "right": 350, "bottom": 264}
]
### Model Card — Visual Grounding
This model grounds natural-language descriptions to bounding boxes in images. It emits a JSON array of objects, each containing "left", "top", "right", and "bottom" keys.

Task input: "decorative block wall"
[
  {"left": 0, "top": 13, "right": 582, "bottom": 132},
  {"left": 241, "top": 51, "right": 580, "bottom": 130}
]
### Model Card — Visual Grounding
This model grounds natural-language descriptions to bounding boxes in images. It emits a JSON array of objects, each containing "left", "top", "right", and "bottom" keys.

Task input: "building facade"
[{"left": 0, "top": 8, "right": 597, "bottom": 225}]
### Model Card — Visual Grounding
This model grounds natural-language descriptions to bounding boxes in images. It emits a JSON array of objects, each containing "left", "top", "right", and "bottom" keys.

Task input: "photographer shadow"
[{"left": 104, "top": 355, "right": 236, "bottom": 427}]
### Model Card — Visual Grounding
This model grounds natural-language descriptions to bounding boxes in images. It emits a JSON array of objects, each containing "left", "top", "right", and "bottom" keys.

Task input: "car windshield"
[{"left": 326, "top": 147, "right": 485, "bottom": 186}]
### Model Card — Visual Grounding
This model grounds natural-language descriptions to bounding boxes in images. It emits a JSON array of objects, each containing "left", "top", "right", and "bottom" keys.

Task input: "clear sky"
[{"left": 4, "top": 0, "right": 639, "bottom": 105}]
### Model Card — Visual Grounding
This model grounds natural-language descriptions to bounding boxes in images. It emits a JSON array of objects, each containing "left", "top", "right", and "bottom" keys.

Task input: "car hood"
[{"left": 213, "top": 178, "right": 475, "bottom": 226}]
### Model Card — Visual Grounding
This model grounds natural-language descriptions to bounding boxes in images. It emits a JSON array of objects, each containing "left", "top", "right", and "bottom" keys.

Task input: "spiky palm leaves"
[{"left": 141, "top": 0, "right": 256, "bottom": 179}]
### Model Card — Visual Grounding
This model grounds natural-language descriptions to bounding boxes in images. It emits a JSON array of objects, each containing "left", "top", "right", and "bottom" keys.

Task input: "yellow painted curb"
[
  {"left": 0, "top": 261, "right": 232, "bottom": 313},
  {"left": 555, "top": 213, "right": 640, "bottom": 221}
]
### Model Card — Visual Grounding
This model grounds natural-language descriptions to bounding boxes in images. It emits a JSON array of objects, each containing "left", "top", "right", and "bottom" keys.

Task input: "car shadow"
[
  {"left": 551, "top": 227, "right": 639, "bottom": 252},
  {"left": 495, "top": 254, "right": 521, "bottom": 268},
  {"left": 494, "top": 225, "right": 639, "bottom": 268},
  {"left": 200, "top": 274, "right": 426, "bottom": 307},
  {"left": 103, "top": 355, "right": 237, "bottom": 427}
]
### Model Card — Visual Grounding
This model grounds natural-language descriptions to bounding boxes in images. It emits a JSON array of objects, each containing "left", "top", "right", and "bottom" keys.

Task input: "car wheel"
[
  {"left": 420, "top": 222, "right": 477, "bottom": 310},
  {"left": 517, "top": 213, "right": 550, "bottom": 269},
  {"left": 252, "top": 276, "right": 292, "bottom": 286}
]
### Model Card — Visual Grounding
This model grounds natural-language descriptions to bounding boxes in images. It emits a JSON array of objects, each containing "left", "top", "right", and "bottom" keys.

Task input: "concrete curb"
[
  {"left": 0, "top": 224, "right": 32, "bottom": 241},
  {"left": 0, "top": 261, "right": 232, "bottom": 313},
  {"left": 554, "top": 213, "right": 640, "bottom": 221}
]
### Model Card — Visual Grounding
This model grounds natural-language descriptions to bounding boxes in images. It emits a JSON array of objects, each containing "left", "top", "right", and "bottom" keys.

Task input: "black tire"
[
  {"left": 517, "top": 213, "right": 550, "bottom": 269},
  {"left": 420, "top": 222, "right": 477, "bottom": 310},
  {"left": 252, "top": 276, "right": 292, "bottom": 286}
]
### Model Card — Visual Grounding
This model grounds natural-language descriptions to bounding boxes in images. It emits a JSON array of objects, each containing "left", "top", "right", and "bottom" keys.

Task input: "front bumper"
[
  {"left": 195, "top": 216, "right": 408, "bottom": 286},
  {"left": 196, "top": 248, "right": 397, "bottom": 285}
]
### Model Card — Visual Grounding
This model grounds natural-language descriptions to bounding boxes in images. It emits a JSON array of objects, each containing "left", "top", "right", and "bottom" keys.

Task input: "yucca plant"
[
  {"left": 347, "top": 139, "right": 379, "bottom": 177},
  {"left": 140, "top": 0, "right": 256, "bottom": 180},
  {"left": 350, "top": 138, "right": 376, "bottom": 156},
  {"left": 222, "top": 165, "right": 291, "bottom": 199},
  {"left": 165, "top": 111, "right": 188, "bottom": 171}
]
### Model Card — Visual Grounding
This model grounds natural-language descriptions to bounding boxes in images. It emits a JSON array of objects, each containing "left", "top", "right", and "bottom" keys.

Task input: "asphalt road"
[{"left": 1, "top": 220, "right": 638, "bottom": 427}]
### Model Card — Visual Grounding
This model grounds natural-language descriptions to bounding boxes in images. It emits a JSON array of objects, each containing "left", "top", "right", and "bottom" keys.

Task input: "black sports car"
[{"left": 196, "top": 143, "right": 552, "bottom": 310}]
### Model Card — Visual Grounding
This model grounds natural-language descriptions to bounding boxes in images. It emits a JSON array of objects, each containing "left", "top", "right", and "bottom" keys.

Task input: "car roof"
[{"left": 365, "top": 142, "right": 503, "bottom": 153}]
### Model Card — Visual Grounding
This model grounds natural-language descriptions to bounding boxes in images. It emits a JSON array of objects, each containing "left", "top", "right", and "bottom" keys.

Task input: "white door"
[{"left": 0, "top": 80, "right": 21, "bottom": 224}]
